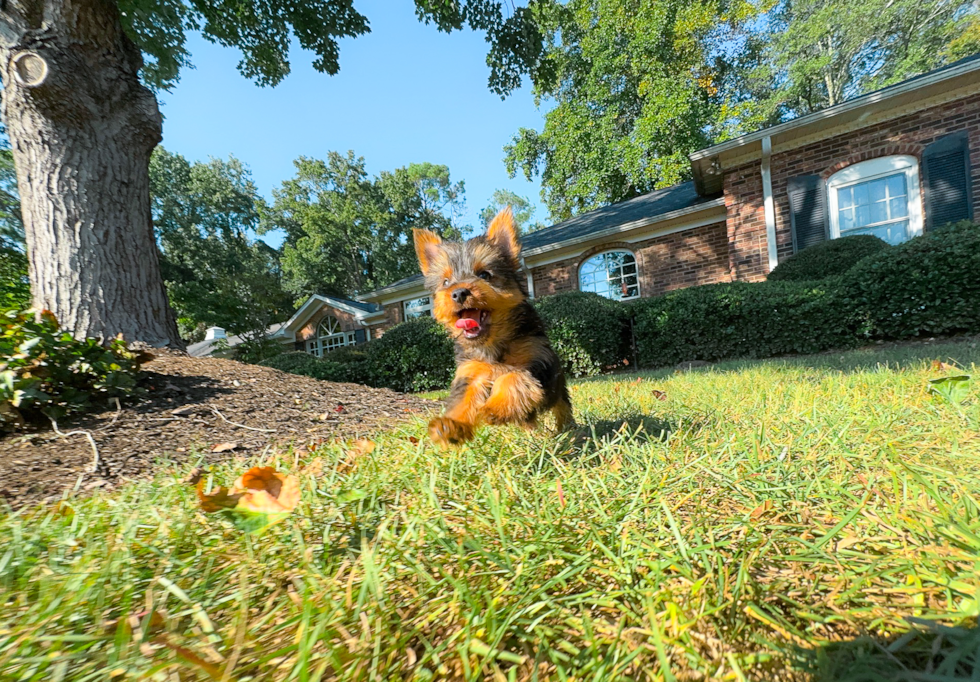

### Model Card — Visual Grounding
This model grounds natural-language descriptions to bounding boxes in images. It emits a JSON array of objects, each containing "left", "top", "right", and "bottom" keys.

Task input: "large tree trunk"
[{"left": 0, "top": 0, "right": 183, "bottom": 348}]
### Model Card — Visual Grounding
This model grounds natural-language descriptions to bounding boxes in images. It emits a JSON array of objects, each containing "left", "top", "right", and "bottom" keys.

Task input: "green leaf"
[
  {"left": 336, "top": 489, "right": 368, "bottom": 505},
  {"left": 928, "top": 375, "right": 971, "bottom": 405}
]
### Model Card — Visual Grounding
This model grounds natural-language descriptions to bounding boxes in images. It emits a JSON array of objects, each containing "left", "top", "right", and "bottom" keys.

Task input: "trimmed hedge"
[
  {"left": 632, "top": 281, "right": 855, "bottom": 367},
  {"left": 767, "top": 235, "right": 890, "bottom": 282},
  {"left": 839, "top": 221, "right": 980, "bottom": 339},
  {"left": 535, "top": 291, "right": 631, "bottom": 377},
  {"left": 366, "top": 316, "right": 455, "bottom": 393},
  {"left": 258, "top": 350, "right": 371, "bottom": 385}
]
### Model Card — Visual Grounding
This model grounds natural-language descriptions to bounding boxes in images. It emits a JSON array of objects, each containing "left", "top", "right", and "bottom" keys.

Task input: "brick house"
[{"left": 206, "top": 54, "right": 979, "bottom": 357}]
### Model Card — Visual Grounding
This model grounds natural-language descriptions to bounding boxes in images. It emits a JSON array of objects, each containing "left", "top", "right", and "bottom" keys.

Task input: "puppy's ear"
[
  {"left": 487, "top": 207, "right": 521, "bottom": 267},
  {"left": 413, "top": 228, "right": 444, "bottom": 274}
]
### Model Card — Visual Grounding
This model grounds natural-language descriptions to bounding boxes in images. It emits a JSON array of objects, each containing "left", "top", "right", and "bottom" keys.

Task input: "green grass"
[{"left": 2, "top": 340, "right": 980, "bottom": 681}]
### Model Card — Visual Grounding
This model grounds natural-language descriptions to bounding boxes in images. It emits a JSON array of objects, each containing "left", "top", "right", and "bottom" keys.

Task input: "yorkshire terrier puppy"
[{"left": 413, "top": 208, "right": 575, "bottom": 447}]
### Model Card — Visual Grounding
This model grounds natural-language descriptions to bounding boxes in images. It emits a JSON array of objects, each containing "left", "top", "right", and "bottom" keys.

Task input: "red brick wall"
[
  {"left": 725, "top": 92, "right": 980, "bottom": 281},
  {"left": 530, "top": 221, "right": 731, "bottom": 298}
]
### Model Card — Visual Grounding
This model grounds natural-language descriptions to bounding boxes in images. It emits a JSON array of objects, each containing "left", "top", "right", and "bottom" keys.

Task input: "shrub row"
[
  {"left": 261, "top": 222, "right": 980, "bottom": 389},
  {"left": 259, "top": 316, "right": 453, "bottom": 393}
]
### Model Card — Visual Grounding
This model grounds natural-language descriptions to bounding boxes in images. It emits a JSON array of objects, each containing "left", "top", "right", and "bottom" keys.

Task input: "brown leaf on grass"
[
  {"left": 197, "top": 466, "right": 300, "bottom": 516},
  {"left": 336, "top": 439, "right": 376, "bottom": 474},
  {"left": 211, "top": 442, "right": 240, "bottom": 453},
  {"left": 304, "top": 457, "right": 324, "bottom": 476},
  {"left": 556, "top": 479, "right": 566, "bottom": 509},
  {"left": 196, "top": 480, "right": 241, "bottom": 512},
  {"left": 155, "top": 637, "right": 230, "bottom": 681},
  {"left": 932, "top": 360, "right": 958, "bottom": 372},
  {"left": 183, "top": 467, "right": 204, "bottom": 485},
  {"left": 652, "top": 390, "right": 667, "bottom": 401},
  {"left": 749, "top": 500, "right": 773, "bottom": 521},
  {"left": 408, "top": 436, "right": 419, "bottom": 445}
]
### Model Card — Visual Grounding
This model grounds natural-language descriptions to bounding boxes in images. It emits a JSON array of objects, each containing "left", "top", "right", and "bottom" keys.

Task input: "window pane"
[
  {"left": 852, "top": 183, "right": 869, "bottom": 208},
  {"left": 846, "top": 219, "right": 909, "bottom": 245},
  {"left": 868, "top": 178, "right": 887, "bottom": 203},
  {"left": 579, "top": 251, "right": 639, "bottom": 300},
  {"left": 855, "top": 204, "right": 871, "bottom": 227},
  {"left": 839, "top": 207, "right": 855, "bottom": 230},
  {"left": 869, "top": 200, "right": 888, "bottom": 225},
  {"left": 888, "top": 196, "right": 908, "bottom": 219},
  {"left": 838, "top": 187, "right": 853, "bottom": 209},
  {"left": 885, "top": 174, "right": 907, "bottom": 199}
]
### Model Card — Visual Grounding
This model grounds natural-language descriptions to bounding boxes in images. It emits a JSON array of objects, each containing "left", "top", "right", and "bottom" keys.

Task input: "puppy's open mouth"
[{"left": 454, "top": 308, "right": 489, "bottom": 339}]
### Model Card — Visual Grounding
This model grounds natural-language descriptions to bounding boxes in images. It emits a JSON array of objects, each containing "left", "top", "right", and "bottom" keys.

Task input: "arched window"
[
  {"left": 578, "top": 251, "right": 640, "bottom": 301},
  {"left": 827, "top": 156, "right": 924, "bottom": 245},
  {"left": 307, "top": 315, "right": 356, "bottom": 357}
]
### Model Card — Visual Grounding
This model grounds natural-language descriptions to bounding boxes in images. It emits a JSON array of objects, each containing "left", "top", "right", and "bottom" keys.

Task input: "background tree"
[
  {"left": 756, "top": 0, "right": 977, "bottom": 119},
  {"left": 479, "top": 189, "right": 545, "bottom": 232},
  {"left": 0, "top": 0, "right": 545, "bottom": 346},
  {"left": 265, "top": 153, "right": 466, "bottom": 301},
  {"left": 0, "top": 126, "right": 28, "bottom": 310},
  {"left": 150, "top": 148, "right": 293, "bottom": 344},
  {"left": 504, "top": 0, "right": 762, "bottom": 221}
]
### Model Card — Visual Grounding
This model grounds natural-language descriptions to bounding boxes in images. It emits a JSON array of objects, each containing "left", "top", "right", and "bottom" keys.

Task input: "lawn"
[{"left": 2, "top": 340, "right": 979, "bottom": 681}]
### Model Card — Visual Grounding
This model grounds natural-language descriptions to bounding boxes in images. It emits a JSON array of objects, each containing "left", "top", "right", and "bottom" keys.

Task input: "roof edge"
[
  {"left": 521, "top": 197, "right": 726, "bottom": 258},
  {"left": 690, "top": 55, "right": 980, "bottom": 164}
]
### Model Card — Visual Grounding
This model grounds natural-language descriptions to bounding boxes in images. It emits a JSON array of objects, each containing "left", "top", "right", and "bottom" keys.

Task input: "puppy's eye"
[
  {"left": 477, "top": 271, "right": 492, "bottom": 281},
  {"left": 443, "top": 278, "right": 450, "bottom": 287}
]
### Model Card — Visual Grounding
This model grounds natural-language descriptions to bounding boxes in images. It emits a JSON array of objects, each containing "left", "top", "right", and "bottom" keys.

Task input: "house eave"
[
  {"left": 690, "top": 56, "right": 980, "bottom": 194},
  {"left": 521, "top": 198, "right": 727, "bottom": 260}
]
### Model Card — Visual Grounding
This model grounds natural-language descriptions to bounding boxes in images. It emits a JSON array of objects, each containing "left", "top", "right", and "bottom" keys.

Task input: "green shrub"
[
  {"left": 0, "top": 246, "right": 30, "bottom": 310},
  {"left": 234, "top": 336, "right": 285, "bottom": 364},
  {"left": 632, "top": 281, "right": 855, "bottom": 368},
  {"left": 535, "top": 291, "right": 631, "bottom": 377},
  {"left": 767, "top": 235, "right": 890, "bottom": 282},
  {"left": 1, "top": 309, "right": 143, "bottom": 428},
  {"left": 838, "top": 221, "right": 980, "bottom": 339},
  {"left": 367, "top": 317, "right": 455, "bottom": 392}
]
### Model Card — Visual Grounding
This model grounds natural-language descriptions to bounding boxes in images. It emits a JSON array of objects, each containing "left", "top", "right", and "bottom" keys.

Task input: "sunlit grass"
[{"left": 1, "top": 339, "right": 979, "bottom": 681}]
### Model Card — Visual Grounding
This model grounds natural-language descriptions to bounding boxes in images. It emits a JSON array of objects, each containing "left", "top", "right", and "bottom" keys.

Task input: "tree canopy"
[
  {"left": 503, "top": 0, "right": 978, "bottom": 221},
  {"left": 117, "top": 0, "right": 546, "bottom": 94},
  {"left": 479, "top": 189, "right": 544, "bottom": 232},
  {"left": 265, "top": 153, "right": 466, "bottom": 300},
  {"left": 504, "top": 0, "right": 762, "bottom": 221},
  {"left": 150, "top": 148, "right": 293, "bottom": 342},
  {"left": 756, "top": 0, "right": 976, "bottom": 117}
]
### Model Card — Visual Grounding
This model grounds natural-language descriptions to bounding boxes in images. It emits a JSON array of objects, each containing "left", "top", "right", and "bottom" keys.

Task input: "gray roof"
[
  {"left": 521, "top": 182, "right": 719, "bottom": 251},
  {"left": 329, "top": 296, "right": 380, "bottom": 313},
  {"left": 186, "top": 322, "right": 287, "bottom": 358}
]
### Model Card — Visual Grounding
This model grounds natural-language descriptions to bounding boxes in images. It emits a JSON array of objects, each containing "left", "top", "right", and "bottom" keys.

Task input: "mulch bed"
[{"left": 0, "top": 350, "right": 437, "bottom": 508}]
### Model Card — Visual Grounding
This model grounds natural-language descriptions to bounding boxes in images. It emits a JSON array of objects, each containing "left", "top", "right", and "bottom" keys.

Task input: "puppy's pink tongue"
[{"left": 455, "top": 317, "right": 479, "bottom": 330}]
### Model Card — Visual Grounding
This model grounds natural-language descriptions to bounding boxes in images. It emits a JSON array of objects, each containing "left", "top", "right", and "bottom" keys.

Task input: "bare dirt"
[{"left": 0, "top": 350, "right": 437, "bottom": 507}]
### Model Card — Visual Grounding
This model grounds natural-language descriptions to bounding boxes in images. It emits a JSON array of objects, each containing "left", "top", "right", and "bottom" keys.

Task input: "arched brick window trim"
[
  {"left": 820, "top": 143, "right": 924, "bottom": 180},
  {"left": 574, "top": 242, "right": 643, "bottom": 285}
]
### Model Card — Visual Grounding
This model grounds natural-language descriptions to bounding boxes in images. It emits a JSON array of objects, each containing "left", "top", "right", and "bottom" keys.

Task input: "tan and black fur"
[{"left": 413, "top": 208, "right": 575, "bottom": 447}]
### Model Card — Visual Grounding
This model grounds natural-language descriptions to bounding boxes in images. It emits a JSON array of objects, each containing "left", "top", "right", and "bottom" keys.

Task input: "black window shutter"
[
  {"left": 923, "top": 131, "right": 973, "bottom": 230},
  {"left": 787, "top": 175, "right": 827, "bottom": 252},
  {"left": 354, "top": 328, "right": 367, "bottom": 345}
]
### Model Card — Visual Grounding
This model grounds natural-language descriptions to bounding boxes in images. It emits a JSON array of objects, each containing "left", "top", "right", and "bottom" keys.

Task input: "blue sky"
[{"left": 157, "top": 0, "right": 548, "bottom": 248}]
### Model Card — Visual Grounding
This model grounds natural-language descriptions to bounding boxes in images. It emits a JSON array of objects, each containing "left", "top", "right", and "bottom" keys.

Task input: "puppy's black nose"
[{"left": 451, "top": 288, "right": 471, "bottom": 304}]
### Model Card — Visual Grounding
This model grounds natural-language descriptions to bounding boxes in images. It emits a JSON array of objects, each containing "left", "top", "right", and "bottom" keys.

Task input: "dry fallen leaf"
[
  {"left": 408, "top": 436, "right": 419, "bottom": 445},
  {"left": 932, "top": 360, "right": 958, "bottom": 372},
  {"left": 196, "top": 466, "right": 300, "bottom": 533},
  {"left": 352, "top": 438, "right": 376, "bottom": 455},
  {"left": 749, "top": 499, "right": 773, "bottom": 521},
  {"left": 652, "top": 390, "right": 667, "bottom": 401},
  {"left": 183, "top": 467, "right": 204, "bottom": 485},
  {"left": 211, "top": 442, "right": 239, "bottom": 453},
  {"left": 336, "top": 439, "right": 376, "bottom": 474},
  {"left": 304, "top": 457, "right": 324, "bottom": 477},
  {"left": 171, "top": 406, "right": 196, "bottom": 417}
]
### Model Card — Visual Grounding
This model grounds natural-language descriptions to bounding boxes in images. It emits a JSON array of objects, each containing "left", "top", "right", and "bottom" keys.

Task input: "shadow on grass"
[{"left": 792, "top": 620, "right": 979, "bottom": 681}]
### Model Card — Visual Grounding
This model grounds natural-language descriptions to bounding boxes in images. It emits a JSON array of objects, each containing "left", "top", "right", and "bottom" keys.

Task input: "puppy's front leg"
[
  {"left": 481, "top": 370, "right": 545, "bottom": 426},
  {"left": 428, "top": 361, "right": 493, "bottom": 447}
]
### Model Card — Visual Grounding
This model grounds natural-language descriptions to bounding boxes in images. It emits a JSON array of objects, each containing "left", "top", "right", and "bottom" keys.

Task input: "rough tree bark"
[{"left": 0, "top": 0, "right": 183, "bottom": 348}]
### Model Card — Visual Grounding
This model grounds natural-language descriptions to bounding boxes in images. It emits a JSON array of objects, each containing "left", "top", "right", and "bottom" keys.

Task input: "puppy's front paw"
[{"left": 428, "top": 417, "right": 475, "bottom": 447}]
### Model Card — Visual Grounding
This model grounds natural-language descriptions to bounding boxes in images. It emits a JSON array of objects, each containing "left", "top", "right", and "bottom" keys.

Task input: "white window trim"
[
  {"left": 306, "top": 316, "right": 355, "bottom": 357},
  {"left": 578, "top": 249, "right": 641, "bottom": 301},
  {"left": 403, "top": 295, "right": 433, "bottom": 319},
  {"left": 827, "top": 155, "right": 924, "bottom": 242}
]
